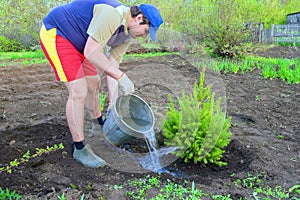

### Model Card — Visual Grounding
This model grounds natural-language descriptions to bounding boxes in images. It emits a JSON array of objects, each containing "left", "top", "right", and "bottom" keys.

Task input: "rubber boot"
[
  {"left": 91, "top": 122, "right": 103, "bottom": 135},
  {"left": 73, "top": 144, "right": 106, "bottom": 168},
  {"left": 91, "top": 111, "right": 110, "bottom": 135}
]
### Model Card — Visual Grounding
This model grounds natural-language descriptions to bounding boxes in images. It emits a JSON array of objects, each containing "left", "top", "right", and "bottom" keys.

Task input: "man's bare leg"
[
  {"left": 65, "top": 78, "right": 87, "bottom": 142},
  {"left": 85, "top": 74, "right": 106, "bottom": 133},
  {"left": 65, "top": 78, "right": 106, "bottom": 168},
  {"left": 85, "top": 74, "right": 101, "bottom": 119}
]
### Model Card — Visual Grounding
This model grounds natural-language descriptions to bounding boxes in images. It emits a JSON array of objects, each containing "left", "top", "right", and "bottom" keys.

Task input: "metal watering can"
[{"left": 103, "top": 94, "right": 155, "bottom": 145}]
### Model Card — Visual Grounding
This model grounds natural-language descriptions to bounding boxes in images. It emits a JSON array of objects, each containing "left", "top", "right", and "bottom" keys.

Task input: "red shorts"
[{"left": 39, "top": 25, "right": 97, "bottom": 82}]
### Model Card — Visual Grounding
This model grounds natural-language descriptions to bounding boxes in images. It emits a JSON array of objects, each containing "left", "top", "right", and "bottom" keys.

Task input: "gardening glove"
[{"left": 118, "top": 73, "right": 135, "bottom": 96}]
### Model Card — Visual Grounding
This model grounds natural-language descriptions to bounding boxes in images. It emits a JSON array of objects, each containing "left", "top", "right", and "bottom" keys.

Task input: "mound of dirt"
[{"left": 253, "top": 45, "right": 300, "bottom": 59}]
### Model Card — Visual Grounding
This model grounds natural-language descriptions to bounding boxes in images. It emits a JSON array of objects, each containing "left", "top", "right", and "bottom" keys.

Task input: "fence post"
[
  {"left": 259, "top": 22, "right": 264, "bottom": 44},
  {"left": 271, "top": 24, "right": 274, "bottom": 44}
]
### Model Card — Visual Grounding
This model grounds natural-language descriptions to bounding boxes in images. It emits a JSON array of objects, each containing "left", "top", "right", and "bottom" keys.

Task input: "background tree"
[
  {"left": 0, "top": 0, "right": 70, "bottom": 50},
  {"left": 158, "top": 0, "right": 300, "bottom": 58},
  {"left": 0, "top": 0, "right": 299, "bottom": 52}
]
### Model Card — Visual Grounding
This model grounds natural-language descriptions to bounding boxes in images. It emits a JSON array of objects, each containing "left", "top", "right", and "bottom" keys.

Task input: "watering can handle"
[
  {"left": 136, "top": 83, "right": 175, "bottom": 107},
  {"left": 135, "top": 90, "right": 151, "bottom": 107}
]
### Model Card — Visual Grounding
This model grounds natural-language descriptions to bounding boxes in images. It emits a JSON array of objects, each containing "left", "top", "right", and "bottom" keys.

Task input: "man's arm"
[
  {"left": 84, "top": 36, "right": 123, "bottom": 80},
  {"left": 109, "top": 41, "right": 131, "bottom": 65},
  {"left": 84, "top": 36, "right": 134, "bottom": 96}
]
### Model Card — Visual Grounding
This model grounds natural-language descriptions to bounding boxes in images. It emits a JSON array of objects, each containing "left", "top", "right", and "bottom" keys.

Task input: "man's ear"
[{"left": 135, "top": 13, "right": 144, "bottom": 23}]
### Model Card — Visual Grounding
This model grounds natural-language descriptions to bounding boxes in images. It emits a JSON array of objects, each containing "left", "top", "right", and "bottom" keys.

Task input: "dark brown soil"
[{"left": 0, "top": 46, "right": 299, "bottom": 199}]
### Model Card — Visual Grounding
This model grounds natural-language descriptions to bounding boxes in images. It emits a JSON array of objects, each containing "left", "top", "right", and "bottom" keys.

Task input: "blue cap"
[{"left": 139, "top": 4, "right": 163, "bottom": 42}]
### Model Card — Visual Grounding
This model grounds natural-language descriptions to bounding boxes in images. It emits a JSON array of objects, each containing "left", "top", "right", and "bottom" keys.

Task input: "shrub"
[
  {"left": 162, "top": 67, "right": 232, "bottom": 166},
  {"left": 0, "top": 36, "right": 24, "bottom": 52}
]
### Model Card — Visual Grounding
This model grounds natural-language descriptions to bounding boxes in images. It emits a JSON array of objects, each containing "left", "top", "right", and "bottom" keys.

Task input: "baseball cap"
[{"left": 139, "top": 4, "right": 163, "bottom": 42}]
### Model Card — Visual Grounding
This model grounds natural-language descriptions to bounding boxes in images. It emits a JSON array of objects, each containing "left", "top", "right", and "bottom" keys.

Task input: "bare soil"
[{"left": 0, "top": 46, "right": 299, "bottom": 199}]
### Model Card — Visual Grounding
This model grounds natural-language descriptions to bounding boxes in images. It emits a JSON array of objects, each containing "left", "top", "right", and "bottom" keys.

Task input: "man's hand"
[{"left": 118, "top": 73, "right": 134, "bottom": 96}]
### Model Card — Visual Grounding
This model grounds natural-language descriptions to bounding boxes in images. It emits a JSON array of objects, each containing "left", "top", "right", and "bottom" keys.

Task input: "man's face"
[{"left": 128, "top": 15, "right": 150, "bottom": 39}]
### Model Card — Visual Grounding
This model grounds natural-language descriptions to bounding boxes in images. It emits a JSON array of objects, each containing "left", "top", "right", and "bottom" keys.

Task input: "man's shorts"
[{"left": 40, "top": 24, "right": 98, "bottom": 82}]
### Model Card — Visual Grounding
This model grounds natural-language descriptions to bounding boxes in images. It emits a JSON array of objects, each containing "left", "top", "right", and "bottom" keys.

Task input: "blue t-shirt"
[{"left": 43, "top": 0, "right": 125, "bottom": 53}]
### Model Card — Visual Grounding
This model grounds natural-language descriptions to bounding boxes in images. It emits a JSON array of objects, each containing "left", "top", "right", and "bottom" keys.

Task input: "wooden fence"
[
  {"left": 263, "top": 24, "right": 300, "bottom": 44},
  {"left": 247, "top": 23, "right": 300, "bottom": 44}
]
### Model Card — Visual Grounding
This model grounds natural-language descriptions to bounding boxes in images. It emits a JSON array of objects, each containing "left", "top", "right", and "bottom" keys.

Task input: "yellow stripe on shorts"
[{"left": 40, "top": 25, "right": 68, "bottom": 82}]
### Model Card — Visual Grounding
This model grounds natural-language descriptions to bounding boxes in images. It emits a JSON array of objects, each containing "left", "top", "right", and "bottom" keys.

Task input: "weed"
[
  {"left": 0, "top": 187, "right": 22, "bottom": 200},
  {"left": 255, "top": 95, "right": 260, "bottom": 101},
  {"left": 289, "top": 185, "right": 300, "bottom": 195},
  {"left": 0, "top": 143, "right": 64, "bottom": 174},
  {"left": 277, "top": 134, "right": 284, "bottom": 139},
  {"left": 203, "top": 56, "right": 300, "bottom": 84},
  {"left": 58, "top": 192, "right": 85, "bottom": 200},
  {"left": 69, "top": 183, "right": 78, "bottom": 189},
  {"left": 57, "top": 192, "right": 66, "bottom": 200}
]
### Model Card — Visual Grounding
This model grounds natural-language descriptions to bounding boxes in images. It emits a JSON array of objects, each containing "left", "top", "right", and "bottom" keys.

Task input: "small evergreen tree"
[{"left": 162, "top": 67, "right": 232, "bottom": 166}]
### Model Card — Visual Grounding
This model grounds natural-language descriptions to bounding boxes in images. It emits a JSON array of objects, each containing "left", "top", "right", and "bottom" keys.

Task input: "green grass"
[
  {"left": 1, "top": 49, "right": 298, "bottom": 84},
  {"left": 0, "top": 50, "right": 173, "bottom": 61},
  {"left": 0, "top": 50, "right": 177, "bottom": 66},
  {"left": 141, "top": 43, "right": 161, "bottom": 49},
  {"left": 0, "top": 50, "right": 45, "bottom": 60},
  {"left": 0, "top": 187, "right": 22, "bottom": 200},
  {"left": 206, "top": 56, "right": 300, "bottom": 84},
  {"left": 0, "top": 50, "right": 47, "bottom": 66},
  {"left": 123, "top": 51, "right": 178, "bottom": 61}
]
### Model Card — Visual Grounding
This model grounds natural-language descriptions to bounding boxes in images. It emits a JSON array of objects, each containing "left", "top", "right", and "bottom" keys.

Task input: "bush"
[
  {"left": 162, "top": 67, "right": 232, "bottom": 166},
  {"left": 0, "top": 36, "right": 24, "bottom": 52},
  {"left": 0, "top": 1, "right": 72, "bottom": 51}
]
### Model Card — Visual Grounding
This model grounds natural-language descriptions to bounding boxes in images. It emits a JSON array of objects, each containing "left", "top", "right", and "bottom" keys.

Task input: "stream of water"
[
  {"left": 140, "top": 129, "right": 162, "bottom": 172},
  {"left": 107, "top": 105, "right": 187, "bottom": 177},
  {"left": 138, "top": 129, "right": 188, "bottom": 179}
]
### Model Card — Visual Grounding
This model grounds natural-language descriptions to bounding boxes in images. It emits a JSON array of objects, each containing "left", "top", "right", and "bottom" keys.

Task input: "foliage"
[
  {"left": 164, "top": 0, "right": 300, "bottom": 31},
  {"left": 277, "top": 42, "right": 300, "bottom": 47},
  {"left": 0, "top": 50, "right": 48, "bottom": 66},
  {"left": 0, "top": 50, "right": 176, "bottom": 67},
  {"left": 0, "top": 0, "right": 300, "bottom": 52},
  {"left": 206, "top": 56, "right": 300, "bottom": 84},
  {"left": 111, "top": 174, "right": 300, "bottom": 200},
  {"left": 162, "top": 67, "right": 232, "bottom": 166},
  {"left": 233, "top": 173, "right": 300, "bottom": 199},
  {"left": 3, "top": 173, "right": 300, "bottom": 199},
  {"left": 125, "top": 175, "right": 207, "bottom": 199},
  {"left": 0, "top": 143, "right": 64, "bottom": 174},
  {"left": 202, "top": 0, "right": 250, "bottom": 58},
  {"left": 0, "top": 187, "right": 23, "bottom": 200},
  {"left": 252, "top": 56, "right": 300, "bottom": 84},
  {"left": 57, "top": 192, "right": 85, "bottom": 200},
  {"left": 155, "top": 0, "right": 300, "bottom": 58},
  {"left": 0, "top": 50, "right": 45, "bottom": 60},
  {"left": 99, "top": 92, "right": 107, "bottom": 113},
  {"left": 0, "top": 36, "right": 24, "bottom": 52},
  {"left": 0, "top": 0, "right": 71, "bottom": 50}
]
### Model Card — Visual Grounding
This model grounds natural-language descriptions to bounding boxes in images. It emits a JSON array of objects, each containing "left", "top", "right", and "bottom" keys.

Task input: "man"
[{"left": 40, "top": 0, "right": 163, "bottom": 168}]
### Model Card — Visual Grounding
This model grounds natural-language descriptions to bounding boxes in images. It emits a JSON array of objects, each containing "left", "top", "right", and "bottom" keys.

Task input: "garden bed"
[{"left": 0, "top": 46, "right": 299, "bottom": 199}]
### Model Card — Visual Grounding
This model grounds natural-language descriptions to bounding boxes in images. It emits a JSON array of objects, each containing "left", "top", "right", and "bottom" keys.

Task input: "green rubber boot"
[
  {"left": 73, "top": 144, "right": 106, "bottom": 168},
  {"left": 91, "top": 123, "right": 103, "bottom": 135},
  {"left": 91, "top": 115, "right": 106, "bottom": 135}
]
